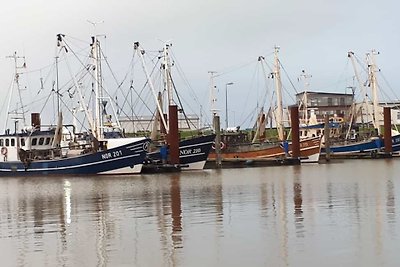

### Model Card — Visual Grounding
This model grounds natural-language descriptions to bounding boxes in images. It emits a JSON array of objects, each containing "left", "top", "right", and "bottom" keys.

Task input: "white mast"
[
  {"left": 88, "top": 20, "right": 104, "bottom": 140},
  {"left": 162, "top": 43, "right": 174, "bottom": 106},
  {"left": 298, "top": 70, "right": 312, "bottom": 124},
  {"left": 273, "top": 46, "right": 284, "bottom": 141},
  {"left": 209, "top": 71, "right": 218, "bottom": 118},
  {"left": 348, "top": 51, "right": 372, "bottom": 129},
  {"left": 367, "top": 50, "right": 380, "bottom": 134},
  {"left": 5, "top": 52, "right": 27, "bottom": 132},
  {"left": 91, "top": 35, "right": 103, "bottom": 139}
]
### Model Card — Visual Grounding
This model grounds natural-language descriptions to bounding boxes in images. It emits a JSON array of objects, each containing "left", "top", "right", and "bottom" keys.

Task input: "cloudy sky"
[{"left": 0, "top": 0, "right": 399, "bottom": 128}]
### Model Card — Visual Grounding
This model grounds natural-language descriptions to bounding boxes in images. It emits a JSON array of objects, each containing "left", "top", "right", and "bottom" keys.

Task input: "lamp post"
[{"left": 225, "top": 82, "right": 234, "bottom": 129}]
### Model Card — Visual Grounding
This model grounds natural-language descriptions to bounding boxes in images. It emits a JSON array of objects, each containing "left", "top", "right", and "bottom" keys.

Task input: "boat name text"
[
  {"left": 180, "top": 148, "right": 201, "bottom": 155},
  {"left": 102, "top": 150, "right": 123, "bottom": 160}
]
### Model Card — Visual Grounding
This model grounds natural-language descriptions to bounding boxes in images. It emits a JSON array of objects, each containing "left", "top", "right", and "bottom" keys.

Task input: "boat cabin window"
[
  {"left": 0, "top": 139, "right": 3, "bottom": 147},
  {"left": 5, "top": 139, "right": 9, "bottom": 147},
  {"left": 32, "top": 138, "right": 37, "bottom": 146},
  {"left": 45, "top": 137, "right": 51, "bottom": 145},
  {"left": 39, "top": 137, "right": 44, "bottom": 145},
  {"left": 21, "top": 138, "right": 25, "bottom": 146},
  {"left": 11, "top": 139, "right": 15, "bottom": 147}
]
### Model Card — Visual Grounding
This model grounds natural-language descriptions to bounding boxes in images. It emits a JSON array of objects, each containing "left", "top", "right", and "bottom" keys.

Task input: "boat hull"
[
  {"left": 147, "top": 134, "right": 215, "bottom": 170},
  {"left": 321, "top": 134, "right": 400, "bottom": 155},
  {"left": 208, "top": 136, "right": 321, "bottom": 163},
  {"left": 0, "top": 138, "right": 150, "bottom": 176}
]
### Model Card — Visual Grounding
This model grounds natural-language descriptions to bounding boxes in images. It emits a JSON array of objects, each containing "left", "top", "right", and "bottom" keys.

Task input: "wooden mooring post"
[
  {"left": 213, "top": 115, "right": 222, "bottom": 168},
  {"left": 290, "top": 106, "right": 300, "bottom": 159},
  {"left": 324, "top": 115, "right": 331, "bottom": 162},
  {"left": 383, "top": 107, "right": 392, "bottom": 154}
]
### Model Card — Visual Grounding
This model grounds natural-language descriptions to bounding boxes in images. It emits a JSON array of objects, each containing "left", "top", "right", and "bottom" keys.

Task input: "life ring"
[
  {"left": 1, "top": 147, "right": 7, "bottom": 156},
  {"left": 212, "top": 141, "right": 225, "bottom": 150}
]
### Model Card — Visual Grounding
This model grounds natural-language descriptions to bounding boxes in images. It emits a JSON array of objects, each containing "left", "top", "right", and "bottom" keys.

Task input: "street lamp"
[{"left": 225, "top": 82, "right": 234, "bottom": 129}]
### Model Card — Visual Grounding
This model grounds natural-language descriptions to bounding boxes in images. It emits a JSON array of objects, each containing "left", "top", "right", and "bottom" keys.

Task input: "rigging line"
[
  {"left": 379, "top": 72, "right": 400, "bottom": 102},
  {"left": 168, "top": 71, "right": 197, "bottom": 130},
  {"left": 278, "top": 59, "right": 299, "bottom": 95},
  {"left": 112, "top": 51, "right": 137, "bottom": 100},
  {"left": 119, "top": 84, "right": 154, "bottom": 121},
  {"left": 238, "top": 105, "right": 259, "bottom": 129},
  {"left": 238, "top": 59, "right": 261, "bottom": 127},
  {"left": 99, "top": 46, "right": 124, "bottom": 90},
  {"left": 57, "top": 96, "right": 90, "bottom": 132},
  {"left": 63, "top": 34, "right": 92, "bottom": 46},
  {"left": 353, "top": 52, "right": 368, "bottom": 74},
  {"left": 99, "top": 51, "right": 163, "bottom": 121},
  {"left": 20, "top": 62, "right": 54, "bottom": 75},
  {"left": 216, "top": 59, "right": 257, "bottom": 77},
  {"left": 126, "top": 59, "right": 162, "bottom": 117},
  {"left": 115, "top": 66, "right": 159, "bottom": 124},
  {"left": 110, "top": 63, "right": 161, "bottom": 122},
  {"left": 169, "top": 50, "right": 202, "bottom": 106},
  {"left": 117, "top": 53, "right": 161, "bottom": 114},
  {"left": 0, "top": 77, "right": 15, "bottom": 121}
]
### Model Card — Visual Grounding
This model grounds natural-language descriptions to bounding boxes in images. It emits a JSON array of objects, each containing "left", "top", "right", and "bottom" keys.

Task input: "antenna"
[{"left": 87, "top": 20, "right": 105, "bottom": 35}]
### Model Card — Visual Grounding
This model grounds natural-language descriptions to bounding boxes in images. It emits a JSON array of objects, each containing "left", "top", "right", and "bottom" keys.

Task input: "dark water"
[{"left": 1, "top": 159, "right": 400, "bottom": 267}]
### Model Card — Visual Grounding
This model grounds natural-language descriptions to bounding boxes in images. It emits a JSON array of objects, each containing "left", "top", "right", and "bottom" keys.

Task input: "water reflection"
[
  {"left": 170, "top": 174, "right": 182, "bottom": 249},
  {"left": 1, "top": 160, "right": 400, "bottom": 266},
  {"left": 292, "top": 166, "right": 304, "bottom": 238}
]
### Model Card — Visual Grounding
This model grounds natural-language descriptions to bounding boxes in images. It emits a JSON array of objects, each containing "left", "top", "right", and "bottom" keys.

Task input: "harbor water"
[{"left": 1, "top": 159, "right": 400, "bottom": 266}]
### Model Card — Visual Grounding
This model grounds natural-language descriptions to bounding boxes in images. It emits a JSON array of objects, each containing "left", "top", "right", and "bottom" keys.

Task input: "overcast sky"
[{"left": 0, "top": 0, "right": 399, "bottom": 128}]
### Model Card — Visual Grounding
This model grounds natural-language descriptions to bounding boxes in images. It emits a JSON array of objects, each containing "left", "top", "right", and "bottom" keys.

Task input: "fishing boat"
[
  {"left": 131, "top": 42, "right": 215, "bottom": 171},
  {"left": 208, "top": 47, "right": 321, "bottom": 163},
  {"left": 0, "top": 120, "right": 149, "bottom": 175},
  {"left": 0, "top": 37, "right": 150, "bottom": 176},
  {"left": 207, "top": 134, "right": 321, "bottom": 162},
  {"left": 301, "top": 51, "right": 400, "bottom": 157}
]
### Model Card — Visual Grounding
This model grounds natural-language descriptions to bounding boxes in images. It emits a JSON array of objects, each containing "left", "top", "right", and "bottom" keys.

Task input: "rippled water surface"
[{"left": 1, "top": 159, "right": 400, "bottom": 266}]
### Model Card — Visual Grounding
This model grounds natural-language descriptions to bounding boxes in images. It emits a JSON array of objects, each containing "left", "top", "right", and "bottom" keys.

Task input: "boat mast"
[
  {"left": 55, "top": 55, "right": 60, "bottom": 114},
  {"left": 209, "top": 71, "right": 219, "bottom": 121},
  {"left": 56, "top": 34, "right": 96, "bottom": 134},
  {"left": 299, "top": 70, "right": 311, "bottom": 124},
  {"left": 273, "top": 46, "right": 284, "bottom": 141},
  {"left": 91, "top": 35, "right": 103, "bottom": 139},
  {"left": 87, "top": 20, "right": 105, "bottom": 140},
  {"left": 134, "top": 42, "right": 169, "bottom": 132},
  {"left": 5, "top": 52, "right": 27, "bottom": 132},
  {"left": 348, "top": 51, "right": 372, "bottom": 131},
  {"left": 367, "top": 50, "right": 380, "bottom": 134},
  {"left": 162, "top": 43, "right": 174, "bottom": 107}
]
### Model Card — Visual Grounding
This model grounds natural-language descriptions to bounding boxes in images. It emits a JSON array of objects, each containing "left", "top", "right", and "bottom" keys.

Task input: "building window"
[
  {"left": 340, "top": 97, "right": 345, "bottom": 106},
  {"left": 310, "top": 98, "right": 318, "bottom": 107},
  {"left": 327, "top": 98, "right": 333, "bottom": 106}
]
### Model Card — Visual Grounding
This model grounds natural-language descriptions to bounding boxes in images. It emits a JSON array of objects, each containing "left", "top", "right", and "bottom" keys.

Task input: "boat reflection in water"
[{"left": 0, "top": 159, "right": 400, "bottom": 266}]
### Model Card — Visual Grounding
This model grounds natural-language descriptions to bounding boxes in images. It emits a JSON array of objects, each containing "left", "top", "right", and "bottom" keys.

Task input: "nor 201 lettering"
[{"left": 101, "top": 150, "right": 123, "bottom": 160}]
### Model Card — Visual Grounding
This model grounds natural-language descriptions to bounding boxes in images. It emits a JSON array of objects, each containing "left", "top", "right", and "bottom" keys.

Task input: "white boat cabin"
[{"left": 0, "top": 130, "right": 56, "bottom": 162}]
